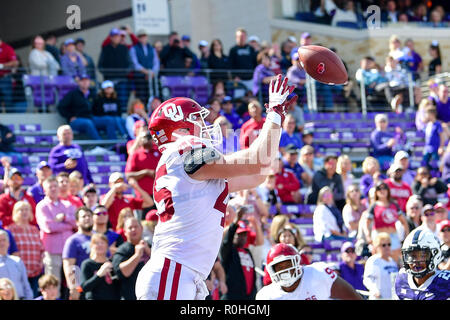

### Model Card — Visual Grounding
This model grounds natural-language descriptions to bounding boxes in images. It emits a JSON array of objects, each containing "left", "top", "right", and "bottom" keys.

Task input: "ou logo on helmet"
[{"left": 163, "top": 103, "right": 184, "bottom": 121}]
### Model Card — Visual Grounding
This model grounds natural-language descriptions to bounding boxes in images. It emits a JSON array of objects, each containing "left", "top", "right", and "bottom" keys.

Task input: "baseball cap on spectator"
[
  {"left": 222, "top": 96, "right": 232, "bottom": 104},
  {"left": 198, "top": 40, "right": 209, "bottom": 47},
  {"left": 181, "top": 35, "right": 191, "bottom": 41},
  {"left": 236, "top": 221, "right": 251, "bottom": 234},
  {"left": 145, "top": 209, "right": 159, "bottom": 222},
  {"left": 341, "top": 241, "right": 355, "bottom": 254},
  {"left": 9, "top": 168, "right": 22, "bottom": 179},
  {"left": 303, "top": 129, "right": 313, "bottom": 137},
  {"left": 109, "top": 172, "right": 124, "bottom": 184},
  {"left": 75, "top": 38, "right": 85, "bottom": 44},
  {"left": 37, "top": 161, "right": 50, "bottom": 170},
  {"left": 388, "top": 162, "right": 403, "bottom": 174},
  {"left": 438, "top": 219, "right": 450, "bottom": 232},
  {"left": 285, "top": 144, "right": 299, "bottom": 154},
  {"left": 248, "top": 35, "right": 260, "bottom": 43},
  {"left": 288, "top": 36, "right": 297, "bottom": 43},
  {"left": 434, "top": 202, "right": 446, "bottom": 211},
  {"left": 422, "top": 204, "right": 434, "bottom": 215},
  {"left": 291, "top": 52, "right": 299, "bottom": 61},
  {"left": 81, "top": 184, "right": 98, "bottom": 197},
  {"left": 79, "top": 73, "right": 90, "bottom": 80},
  {"left": 394, "top": 150, "right": 409, "bottom": 163},
  {"left": 301, "top": 32, "right": 311, "bottom": 39},
  {"left": 133, "top": 119, "right": 146, "bottom": 133},
  {"left": 137, "top": 29, "right": 148, "bottom": 37},
  {"left": 101, "top": 80, "right": 114, "bottom": 89},
  {"left": 110, "top": 28, "right": 121, "bottom": 36},
  {"left": 64, "top": 38, "right": 75, "bottom": 46}
]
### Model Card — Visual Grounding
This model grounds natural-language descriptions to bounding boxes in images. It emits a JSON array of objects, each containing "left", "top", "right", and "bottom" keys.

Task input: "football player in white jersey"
[
  {"left": 135, "top": 74, "right": 297, "bottom": 300},
  {"left": 256, "top": 243, "right": 363, "bottom": 300}
]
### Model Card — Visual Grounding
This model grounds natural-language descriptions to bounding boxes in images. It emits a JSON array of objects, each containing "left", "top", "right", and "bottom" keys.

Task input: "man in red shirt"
[
  {"left": 125, "top": 131, "right": 160, "bottom": 213},
  {"left": 0, "top": 38, "right": 19, "bottom": 111},
  {"left": 100, "top": 172, "right": 153, "bottom": 229},
  {"left": 0, "top": 168, "right": 37, "bottom": 227},
  {"left": 384, "top": 162, "right": 412, "bottom": 213},
  {"left": 56, "top": 172, "right": 84, "bottom": 208},
  {"left": 274, "top": 158, "right": 301, "bottom": 204},
  {"left": 239, "top": 100, "right": 265, "bottom": 149}
]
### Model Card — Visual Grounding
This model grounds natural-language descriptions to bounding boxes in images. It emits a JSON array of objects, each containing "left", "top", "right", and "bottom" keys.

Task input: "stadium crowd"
[{"left": 0, "top": 0, "right": 449, "bottom": 300}]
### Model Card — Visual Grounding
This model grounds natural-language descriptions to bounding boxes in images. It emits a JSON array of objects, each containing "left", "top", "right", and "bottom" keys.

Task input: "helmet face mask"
[
  {"left": 402, "top": 248, "right": 434, "bottom": 278},
  {"left": 266, "top": 244, "right": 303, "bottom": 288}
]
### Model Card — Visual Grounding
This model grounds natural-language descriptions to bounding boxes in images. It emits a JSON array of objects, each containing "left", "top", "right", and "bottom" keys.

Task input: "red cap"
[
  {"left": 438, "top": 219, "right": 450, "bottom": 232},
  {"left": 236, "top": 221, "right": 251, "bottom": 234},
  {"left": 434, "top": 202, "right": 446, "bottom": 210},
  {"left": 145, "top": 209, "right": 159, "bottom": 222}
]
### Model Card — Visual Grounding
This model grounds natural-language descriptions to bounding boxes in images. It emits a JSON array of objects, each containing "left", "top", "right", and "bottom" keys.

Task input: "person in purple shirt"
[
  {"left": 442, "top": 144, "right": 450, "bottom": 184},
  {"left": 48, "top": 125, "right": 93, "bottom": 185},
  {"left": 279, "top": 114, "right": 303, "bottom": 153},
  {"left": 399, "top": 39, "right": 423, "bottom": 79},
  {"left": 60, "top": 38, "right": 86, "bottom": 81},
  {"left": 337, "top": 242, "right": 366, "bottom": 292},
  {"left": 27, "top": 161, "right": 53, "bottom": 204},
  {"left": 370, "top": 114, "right": 396, "bottom": 170},
  {"left": 436, "top": 84, "right": 450, "bottom": 123},
  {"left": 286, "top": 51, "right": 306, "bottom": 97},
  {"left": 252, "top": 51, "right": 276, "bottom": 102},
  {"left": 423, "top": 106, "right": 445, "bottom": 168},
  {"left": 220, "top": 96, "right": 243, "bottom": 130},
  {"left": 0, "top": 223, "right": 18, "bottom": 255}
]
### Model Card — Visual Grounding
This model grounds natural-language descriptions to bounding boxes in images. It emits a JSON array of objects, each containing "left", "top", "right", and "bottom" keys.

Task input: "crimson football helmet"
[
  {"left": 266, "top": 243, "right": 303, "bottom": 287},
  {"left": 148, "top": 97, "right": 222, "bottom": 149}
]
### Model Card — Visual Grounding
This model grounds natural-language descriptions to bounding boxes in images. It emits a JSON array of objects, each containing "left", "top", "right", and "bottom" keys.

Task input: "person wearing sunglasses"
[
  {"left": 403, "top": 195, "right": 423, "bottom": 235},
  {"left": 337, "top": 242, "right": 366, "bottom": 293},
  {"left": 363, "top": 232, "right": 399, "bottom": 300},
  {"left": 92, "top": 205, "right": 124, "bottom": 257},
  {"left": 413, "top": 204, "right": 440, "bottom": 238}
]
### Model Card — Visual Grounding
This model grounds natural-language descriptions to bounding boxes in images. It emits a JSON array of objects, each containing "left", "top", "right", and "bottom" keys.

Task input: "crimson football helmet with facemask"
[
  {"left": 266, "top": 243, "right": 303, "bottom": 287},
  {"left": 148, "top": 97, "right": 222, "bottom": 150}
]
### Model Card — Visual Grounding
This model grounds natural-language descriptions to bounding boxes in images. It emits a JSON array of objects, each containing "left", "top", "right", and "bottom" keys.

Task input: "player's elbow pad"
[{"left": 184, "top": 147, "right": 221, "bottom": 174}]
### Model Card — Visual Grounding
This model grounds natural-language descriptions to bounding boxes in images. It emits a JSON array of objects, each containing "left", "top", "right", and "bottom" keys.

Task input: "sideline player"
[
  {"left": 256, "top": 243, "right": 363, "bottom": 300},
  {"left": 135, "top": 74, "right": 297, "bottom": 300},
  {"left": 395, "top": 229, "right": 449, "bottom": 300}
]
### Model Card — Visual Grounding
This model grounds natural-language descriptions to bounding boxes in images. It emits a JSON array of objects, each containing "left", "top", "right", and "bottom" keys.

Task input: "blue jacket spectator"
[
  {"left": 279, "top": 115, "right": 303, "bottom": 153},
  {"left": 60, "top": 38, "right": 86, "bottom": 81},
  {"left": 252, "top": 51, "right": 275, "bottom": 101},
  {"left": 75, "top": 38, "right": 97, "bottom": 82},
  {"left": 370, "top": 114, "right": 396, "bottom": 169},
  {"left": 220, "top": 96, "right": 243, "bottom": 131}
]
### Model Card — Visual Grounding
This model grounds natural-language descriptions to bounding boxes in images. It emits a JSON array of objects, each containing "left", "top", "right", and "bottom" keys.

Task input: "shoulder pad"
[{"left": 184, "top": 147, "right": 221, "bottom": 175}]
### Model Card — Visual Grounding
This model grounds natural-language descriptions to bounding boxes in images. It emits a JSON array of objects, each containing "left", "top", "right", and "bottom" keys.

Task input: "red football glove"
[{"left": 265, "top": 74, "right": 297, "bottom": 124}]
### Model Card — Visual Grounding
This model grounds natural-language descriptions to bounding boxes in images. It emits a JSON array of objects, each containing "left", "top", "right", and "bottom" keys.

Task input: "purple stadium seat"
[
  {"left": 290, "top": 217, "right": 313, "bottom": 225},
  {"left": 103, "top": 154, "right": 126, "bottom": 162},
  {"left": 7, "top": 124, "right": 14, "bottom": 131},
  {"left": 323, "top": 238, "right": 348, "bottom": 251},
  {"left": 160, "top": 76, "right": 192, "bottom": 98},
  {"left": 309, "top": 241, "right": 324, "bottom": 249},
  {"left": 85, "top": 155, "right": 98, "bottom": 162},
  {"left": 92, "top": 175, "right": 109, "bottom": 185},
  {"left": 49, "top": 75, "right": 77, "bottom": 100},
  {"left": 19, "top": 124, "right": 42, "bottom": 132},
  {"left": 23, "top": 75, "right": 56, "bottom": 108},
  {"left": 300, "top": 228, "right": 314, "bottom": 237}
]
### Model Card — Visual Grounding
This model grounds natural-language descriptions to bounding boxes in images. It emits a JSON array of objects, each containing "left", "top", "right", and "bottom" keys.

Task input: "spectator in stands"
[
  {"left": 286, "top": 51, "right": 306, "bottom": 99},
  {"left": 69, "top": 171, "right": 83, "bottom": 199},
  {"left": 436, "top": 84, "right": 450, "bottom": 124},
  {"left": 115, "top": 207, "right": 134, "bottom": 242},
  {"left": 80, "top": 233, "right": 120, "bottom": 300},
  {"left": 393, "top": 151, "right": 415, "bottom": 186},
  {"left": 220, "top": 207, "right": 257, "bottom": 300},
  {"left": 36, "top": 176, "right": 77, "bottom": 297},
  {"left": 280, "top": 39, "right": 294, "bottom": 73},
  {"left": 313, "top": 186, "right": 349, "bottom": 243},
  {"left": 75, "top": 38, "right": 96, "bottom": 82},
  {"left": 239, "top": 100, "right": 265, "bottom": 149},
  {"left": 0, "top": 123, "right": 19, "bottom": 160},
  {"left": 159, "top": 31, "right": 195, "bottom": 72},
  {"left": 81, "top": 184, "right": 99, "bottom": 211},
  {"left": 282, "top": 144, "right": 307, "bottom": 186},
  {"left": 126, "top": 120, "right": 147, "bottom": 155},
  {"left": 416, "top": 98, "right": 432, "bottom": 132},
  {"left": 363, "top": 232, "right": 399, "bottom": 300},
  {"left": 336, "top": 241, "right": 366, "bottom": 292},
  {"left": 337, "top": 154, "right": 354, "bottom": 193},
  {"left": 207, "top": 38, "right": 230, "bottom": 83},
  {"left": 381, "top": 0, "right": 398, "bottom": 23},
  {"left": 252, "top": 51, "right": 276, "bottom": 102},
  {"left": 0, "top": 277, "right": 18, "bottom": 300},
  {"left": 384, "top": 55, "right": 409, "bottom": 113},
  {"left": 279, "top": 115, "right": 303, "bottom": 154},
  {"left": 403, "top": 195, "right": 423, "bottom": 235},
  {"left": 331, "top": 0, "right": 358, "bottom": 27},
  {"left": 44, "top": 33, "right": 60, "bottom": 64},
  {"left": 125, "top": 99, "right": 149, "bottom": 139},
  {"left": 129, "top": 29, "right": 160, "bottom": 104},
  {"left": 48, "top": 125, "right": 93, "bottom": 185},
  {"left": 57, "top": 74, "right": 119, "bottom": 140},
  {"left": 102, "top": 26, "right": 139, "bottom": 49},
  {"left": 428, "top": 41, "right": 442, "bottom": 77},
  {"left": 147, "top": 96, "right": 162, "bottom": 117},
  {"left": 384, "top": 162, "right": 413, "bottom": 213},
  {"left": 275, "top": 157, "right": 302, "bottom": 205},
  {"left": 229, "top": 28, "right": 257, "bottom": 86},
  {"left": 28, "top": 35, "right": 60, "bottom": 76},
  {"left": 6, "top": 201, "right": 44, "bottom": 298},
  {"left": 414, "top": 204, "right": 440, "bottom": 238},
  {"left": 92, "top": 204, "right": 124, "bottom": 255},
  {"left": 355, "top": 56, "right": 389, "bottom": 106},
  {"left": 434, "top": 203, "right": 448, "bottom": 223},
  {"left": 0, "top": 168, "right": 37, "bottom": 228},
  {"left": 256, "top": 172, "right": 281, "bottom": 215},
  {"left": 100, "top": 172, "right": 152, "bottom": 230},
  {"left": 410, "top": 3, "right": 428, "bottom": 22},
  {"left": 0, "top": 230, "right": 33, "bottom": 300},
  {"left": 27, "top": 161, "right": 52, "bottom": 204},
  {"left": 0, "top": 37, "right": 19, "bottom": 112},
  {"left": 299, "top": 145, "right": 315, "bottom": 189},
  {"left": 228, "top": 188, "right": 269, "bottom": 224},
  {"left": 112, "top": 216, "right": 150, "bottom": 300},
  {"left": 428, "top": 8, "right": 446, "bottom": 27},
  {"left": 92, "top": 80, "right": 128, "bottom": 139},
  {"left": 342, "top": 184, "right": 366, "bottom": 238},
  {"left": 62, "top": 206, "right": 94, "bottom": 300},
  {"left": 412, "top": 166, "right": 447, "bottom": 206},
  {"left": 198, "top": 40, "right": 210, "bottom": 69},
  {"left": 399, "top": 38, "right": 423, "bottom": 79},
  {"left": 34, "top": 274, "right": 59, "bottom": 300},
  {"left": 60, "top": 38, "right": 87, "bottom": 81},
  {"left": 370, "top": 114, "right": 396, "bottom": 170},
  {"left": 214, "top": 116, "right": 239, "bottom": 155},
  {"left": 307, "top": 155, "right": 346, "bottom": 211},
  {"left": 437, "top": 220, "right": 450, "bottom": 270},
  {"left": 98, "top": 28, "right": 133, "bottom": 111},
  {"left": 56, "top": 172, "right": 83, "bottom": 208},
  {"left": 205, "top": 98, "right": 221, "bottom": 124},
  {"left": 364, "top": 181, "right": 409, "bottom": 264},
  {"left": 124, "top": 131, "right": 159, "bottom": 213},
  {"left": 422, "top": 106, "right": 445, "bottom": 169},
  {"left": 220, "top": 96, "right": 243, "bottom": 131}
]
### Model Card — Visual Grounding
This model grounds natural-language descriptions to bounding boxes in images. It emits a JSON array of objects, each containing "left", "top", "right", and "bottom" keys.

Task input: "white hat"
[
  {"left": 394, "top": 150, "right": 409, "bottom": 162},
  {"left": 101, "top": 80, "right": 114, "bottom": 89},
  {"left": 109, "top": 172, "right": 124, "bottom": 184},
  {"left": 248, "top": 35, "right": 260, "bottom": 43},
  {"left": 198, "top": 40, "right": 209, "bottom": 47},
  {"left": 288, "top": 36, "right": 297, "bottom": 43}
]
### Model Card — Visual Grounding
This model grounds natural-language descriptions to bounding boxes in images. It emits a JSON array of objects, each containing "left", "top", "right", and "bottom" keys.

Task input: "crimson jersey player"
[{"left": 135, "top": 75, "right": 297, "bottom": 300}]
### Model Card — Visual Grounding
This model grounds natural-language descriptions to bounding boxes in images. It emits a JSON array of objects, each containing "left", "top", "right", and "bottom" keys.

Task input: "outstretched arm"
[{"left": 330, "top": 276, "right": 364, "bottom": 300}]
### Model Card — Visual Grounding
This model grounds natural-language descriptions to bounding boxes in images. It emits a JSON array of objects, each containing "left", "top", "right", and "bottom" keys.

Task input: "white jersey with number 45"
[
  {"left": 256, "top": 262, "right": 338, "bottom": 300},
  {"left": 151, "top": 135, "right": 228, "bottom": 279}
]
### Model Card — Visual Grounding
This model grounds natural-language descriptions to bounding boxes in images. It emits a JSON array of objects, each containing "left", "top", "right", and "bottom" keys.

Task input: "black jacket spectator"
[
  {"left": 0, "top": 124, "right": 16, "bottom": 153},
  {"left": 98, "top": 43, "right": 132, "bottom": 80},
  {"left": 80, "top": 259, "right": 121, "bottom": 300},
  {"left": 92, "top": 94, "right": 121, "bottom": 117},
  {"left": 307, "top": 168, "right": 346, "bottom": 210},
  {"left": 412, "top": 178, "right": 447, "bottom": 206},
  {"left": 159, "top": 44, "right": 194, "bottom": 70},
  {"left": 228, "top": 44, "right": 257, "bottom": 80},
  {"left": 57, "top": 88, "right": 94, "bottom": 122},
  {"left": 219, "top": 221, "right": 257, "bottom": 300}
]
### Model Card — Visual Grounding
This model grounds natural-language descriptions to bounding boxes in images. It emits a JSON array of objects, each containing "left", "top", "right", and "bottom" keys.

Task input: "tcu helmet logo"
[
  {"left": 163, "top": 103, "right": 184, "bottom": 121},
  {"left": 316, "top": 62, "right": 325, "bottom": 74}
]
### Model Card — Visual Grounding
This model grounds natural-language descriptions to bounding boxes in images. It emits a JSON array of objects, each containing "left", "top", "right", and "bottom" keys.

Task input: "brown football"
[{"left": 297, "top": 45, "right": 348, "bottom": 85}]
